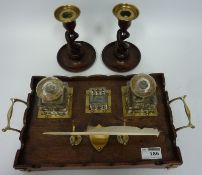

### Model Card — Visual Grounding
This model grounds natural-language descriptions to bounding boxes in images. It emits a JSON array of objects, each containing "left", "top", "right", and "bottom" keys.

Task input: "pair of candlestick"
[{"left": 54, "top": 3, "right": 141, "bottom": 72}]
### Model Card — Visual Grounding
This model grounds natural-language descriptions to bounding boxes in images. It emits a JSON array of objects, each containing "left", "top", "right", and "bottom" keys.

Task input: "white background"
[{"left": 0, "top": 0, "right": 201, "bottom": 174}]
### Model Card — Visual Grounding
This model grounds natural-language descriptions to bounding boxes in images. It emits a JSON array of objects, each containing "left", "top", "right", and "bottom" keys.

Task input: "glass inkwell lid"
[
  {"left": 36, "top": 77, "right": 64, "bottom": 103},
  {"left": 130, "top": 73, "right": 156, "bottom": 98}
]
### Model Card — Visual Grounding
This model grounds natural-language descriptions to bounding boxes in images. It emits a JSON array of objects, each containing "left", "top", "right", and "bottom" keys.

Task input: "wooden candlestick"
[
  {"left": 55, "top": 5, "right": 96, "bottom": 72},
  {"left": 102, "top": 3, "right": 141, "bottom": 72}
]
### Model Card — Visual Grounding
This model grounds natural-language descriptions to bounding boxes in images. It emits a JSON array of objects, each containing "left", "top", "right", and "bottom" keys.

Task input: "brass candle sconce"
[
  {"left": 102, "top": 3, "right": 141, "bottom": 72},
  {"left": 54, "top": 5, "right": 96, "bottom": 72}
]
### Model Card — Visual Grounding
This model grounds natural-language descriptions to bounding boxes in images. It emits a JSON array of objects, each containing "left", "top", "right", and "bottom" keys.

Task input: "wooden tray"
[{"left": 12, "top": 74, "right": 182, "bottom": 171}]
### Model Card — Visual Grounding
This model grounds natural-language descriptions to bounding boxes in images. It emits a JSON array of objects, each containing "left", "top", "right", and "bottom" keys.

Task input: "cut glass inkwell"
[
  {"left": 36, "top": 77, "right": 73, "bottom": 118},
  {"left": 122, "top": 74, "right": 158, "bottom": 117}
]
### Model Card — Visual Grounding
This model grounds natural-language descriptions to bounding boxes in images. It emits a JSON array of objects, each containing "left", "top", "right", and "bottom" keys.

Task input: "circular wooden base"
[
  {"left": 102, "top": 41, "right": 141, "bottom": 72},
  {"left": 57, "top": 41, "right": 96, "bottom": 72}
]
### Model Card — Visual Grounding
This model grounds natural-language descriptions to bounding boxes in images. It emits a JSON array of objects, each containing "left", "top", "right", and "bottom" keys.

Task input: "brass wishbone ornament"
[{"left": 89, "top": 124, "right": 109, "bottom": 152}]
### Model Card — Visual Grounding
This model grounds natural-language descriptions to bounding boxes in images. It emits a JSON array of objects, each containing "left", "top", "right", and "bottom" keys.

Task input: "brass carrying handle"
[
  {"left": 2, "top": 98, "right": 27, "bottom": 133},
  {"left": 169, "top": 95, "right": 195, "bottom": 132}
]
